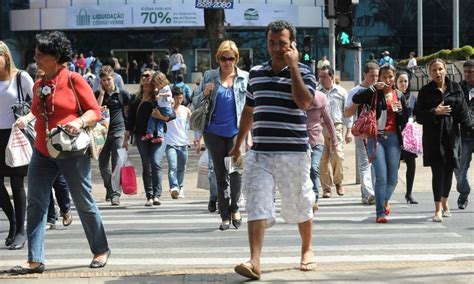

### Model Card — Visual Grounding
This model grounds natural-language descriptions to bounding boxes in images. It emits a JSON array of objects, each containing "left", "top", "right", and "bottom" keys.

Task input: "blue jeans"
[
  {"left": 47, "top": 175, "right": 71, "bottom": 224},
  {"left": 367, "top": 133, "right": 401, "bottom": 217},
  {"left": 146, "top": 106, "right": 173, "bottom": 138},
  {"left": 166, "top": 145, "right": 188, "bottom": 190},
  {"left": 99, "top": 134, "right": 124, "bottom": 198},
  {"left": 310, "top": 144, "right": 324, "bottom": 202},
  {"left": 27, "top": 150, "right": 109, "bottom": 263},
  {"left": 208, "top": 152, "right": 217, "bottom": 202},
  {"left": 454, "top": 136, "right": 473, "bottom": 199},
  {"left": 135, "top": 136, "right": 166, "bottom": 199}
]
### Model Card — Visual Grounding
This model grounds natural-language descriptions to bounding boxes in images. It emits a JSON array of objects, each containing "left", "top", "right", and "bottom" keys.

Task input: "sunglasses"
[
  {"left": 141, "top": 73, "right": 151, "bottom": 79},
  {"left": 219, "top": 56, "right": 235, "bottom": 62}
]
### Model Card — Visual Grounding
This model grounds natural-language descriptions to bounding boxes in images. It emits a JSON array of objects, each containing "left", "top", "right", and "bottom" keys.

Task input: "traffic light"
[
  {"left": 335, "top": 0, "right": 354, "bottom": 47},
  {"left": 301, "top": 36, "right": 312, "bottom": 66}
]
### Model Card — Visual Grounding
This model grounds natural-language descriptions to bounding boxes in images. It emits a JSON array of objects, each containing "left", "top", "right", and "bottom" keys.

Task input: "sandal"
[
  {"left": 234, "top": 262, "right": 260, "bottom": 280},
  {"left": 300, "top": 261, "right": 317, "bottom": 271},
  {"left": 62, "top": 210, "right": 73, "bottom": 227}
]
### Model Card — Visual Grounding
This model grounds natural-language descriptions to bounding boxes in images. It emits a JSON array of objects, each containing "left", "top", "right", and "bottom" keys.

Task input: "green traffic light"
[{"left": 339, "top": 32, "right": 351, "bottom": 45}]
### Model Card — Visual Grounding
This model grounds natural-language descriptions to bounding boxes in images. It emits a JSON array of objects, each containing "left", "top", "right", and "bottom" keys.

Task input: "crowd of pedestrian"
[{"left": 0, "top": 19, "right": 473, "bottom": 280}]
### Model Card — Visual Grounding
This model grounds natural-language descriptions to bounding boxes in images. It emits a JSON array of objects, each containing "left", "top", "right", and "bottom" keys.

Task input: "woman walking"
[
  {"left": 0, "top": 41, "right": 34, "bottom": 250},
  {"left": 415, "top": 58, "right": 473, "bottom": 222},
  {"left": 396, "top": 71, "right": 419, "bottom": 204},
  {"left": 193, "top": 40, "right": 249, "bottom": 230},
  {"left": 124, "top": 70, "right": 175, "bottom": 206},
  {"left": 353, "top": 64, "right": 409, "bottom": 223},
  {"left": 10, "top": 31, "right": 110, "bottom": 274}
]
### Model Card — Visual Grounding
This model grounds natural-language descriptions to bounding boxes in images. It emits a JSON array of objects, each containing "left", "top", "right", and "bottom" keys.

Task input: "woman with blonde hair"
[
  {"left": 0, "top": 41, "right": 34, "bottom": 250},
  {"left": 193, "top": 40, "right": 249, "bottom": 230},
  {"left": 415, "top": 58, "right": 473, "bottom": 222},
  {"left": 124, "top": 70, "right": 176, "bottom": 206}
]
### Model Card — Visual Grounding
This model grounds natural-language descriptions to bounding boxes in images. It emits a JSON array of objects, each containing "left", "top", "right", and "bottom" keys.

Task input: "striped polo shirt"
[{"left": 246, "top": 60, "right": 316, "bottom": 152}]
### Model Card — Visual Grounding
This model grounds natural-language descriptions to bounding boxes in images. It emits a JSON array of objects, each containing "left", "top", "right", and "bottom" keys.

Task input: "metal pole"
[
  {"left": 328, "top": 0, "right": 336, "bottom": 69},
  {"left": 353, "top": 41, "right": 362, "bottom": 184},
  {"left": 453, "top": 0, "right": 459, "bottom": 48},
  {"left": 417, "top": 0, "right": 423, "bottom": 57}
]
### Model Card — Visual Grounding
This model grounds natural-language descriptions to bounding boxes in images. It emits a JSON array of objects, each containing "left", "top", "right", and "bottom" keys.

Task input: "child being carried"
[{"left": 143, "top": 74, "right": 173, "bottom": 144}]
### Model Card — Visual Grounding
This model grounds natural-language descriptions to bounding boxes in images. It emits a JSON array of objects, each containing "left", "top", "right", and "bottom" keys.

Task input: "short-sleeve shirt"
[{"left": 246, "top": 61, "right": 316, "bottom": 152}]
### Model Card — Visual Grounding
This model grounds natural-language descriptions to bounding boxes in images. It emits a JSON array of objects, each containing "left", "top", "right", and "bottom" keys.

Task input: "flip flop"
[
  {"left": 234, "top": 262, "right": 260, "bottom": 280},
  {"left": 300, "top": 261, "right": 317, "bottom": 272}
]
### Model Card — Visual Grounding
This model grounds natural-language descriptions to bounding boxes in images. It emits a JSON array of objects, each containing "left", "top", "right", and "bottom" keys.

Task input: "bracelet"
[{"left": 78, "top": 116, "right": 86, "bottom": 128}]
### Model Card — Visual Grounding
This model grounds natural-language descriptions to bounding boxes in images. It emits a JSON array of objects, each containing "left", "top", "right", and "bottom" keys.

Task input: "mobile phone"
[{"left": 291, "top": 41, "right": 297, "bottom": 49}]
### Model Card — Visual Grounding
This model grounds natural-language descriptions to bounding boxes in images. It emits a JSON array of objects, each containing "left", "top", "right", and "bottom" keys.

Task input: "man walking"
[
  {"left": 95, "top": 66, "right": 131, "bottom": 205},
  {"left": 344, "top": 62, "right": 380, "bottom": 204},
  {"left": 318, "top": 66, "right": 353, "bottom": 198},
  {"left": 230, "top": 20, "right": 317, "bottom": 280},
  {"left": 455, "top": 60, "right": 474, "bottom": 209}
]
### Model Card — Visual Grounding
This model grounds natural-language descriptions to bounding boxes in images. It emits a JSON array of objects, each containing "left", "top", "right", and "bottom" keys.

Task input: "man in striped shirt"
[{"left": 230, "top": 20, "right": 317, "bottom": 280}]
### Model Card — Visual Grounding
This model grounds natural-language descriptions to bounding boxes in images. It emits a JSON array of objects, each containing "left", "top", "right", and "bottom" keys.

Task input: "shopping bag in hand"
[
  {"left": 112, "top": 148, "right": 127, "bottom": 193},
  {"left": 5, "top": 124, "right": 32, "bottom": 167},
  {"left": 120, "top": 154, "right": 137, "bottom": 195}
]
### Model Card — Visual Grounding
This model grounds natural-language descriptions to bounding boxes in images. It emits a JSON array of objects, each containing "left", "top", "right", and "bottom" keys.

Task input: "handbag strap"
[
  {"left": 68, "top": 72, "right": 84, "bottom": 116},
  {"left": 367, "top": 91, "right": 378, "bottom": 163},
  {"left": 16, "top": 71, "right": 26, "bottom": 103}
]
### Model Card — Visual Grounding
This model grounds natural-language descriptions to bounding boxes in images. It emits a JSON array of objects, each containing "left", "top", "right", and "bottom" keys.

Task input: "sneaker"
[
  {"left": 153, "top": 197, "right": 162, "bottom": 205},
  {"left": 105, "top": 195, "right": 111, "bottom": 202},
  {"left": 111, "top": 197, "right": 120, "bottom": 206},
  {"left": 322, "top": 188, "right": 331, "bottom": 198},
  {"left": 208, "top": 200, "right": 217, "bottom": 212},
  {"left": 368, "top": 195, "right": 375, "bottom": 205},
  {"left": 45, "top": 222, "right": 56, "bottom": 231},
  {"left": 336, "top": 184, "right": 345, "bottom": 196},
  {"left": 170, "top": 188, "right": 179, "bottom": 199},
  {"left": 145, "top": 199, "right": 153, "bottom": 207},
  {"left": 178, "top": 190, "right": 185, "bottom": 198},
  {"left": 458, "top": 197, "right": 468, "bottom": 210}
]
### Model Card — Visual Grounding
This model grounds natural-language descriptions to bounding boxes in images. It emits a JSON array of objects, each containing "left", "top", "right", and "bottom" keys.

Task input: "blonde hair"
[
  {"left": 0, "top": 41, "right": 18, "bottom": 78},
  {"left": 428, "top": 58, "right": 446, "bottom": 71},
  {"left": 215, "top": 40, "right": 240, "bottom": 64}
]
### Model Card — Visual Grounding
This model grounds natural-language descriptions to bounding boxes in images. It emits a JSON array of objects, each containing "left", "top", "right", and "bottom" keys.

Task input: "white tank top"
[
  {"left": 165, "top": 105, "right": 189, "bottom": 146},
  {"left": 0, "top": 71, "right": 34, "bottom": 129}
]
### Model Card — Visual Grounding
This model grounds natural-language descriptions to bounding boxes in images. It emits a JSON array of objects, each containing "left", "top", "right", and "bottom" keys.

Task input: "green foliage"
[{"left": 397, "top": 46, "right": 473, "bottom": 68}]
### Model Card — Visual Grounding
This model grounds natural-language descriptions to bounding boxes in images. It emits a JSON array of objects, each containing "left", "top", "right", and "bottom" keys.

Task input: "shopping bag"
[
  {"left": 5, "top": 125, "right": 32, "bottom": 167},
  {"left": 120, "top": 155, "right": 137, "bottom": 195},
  {"left": 402, "top": 119, "right": 423, "bottom": 155},
  {"left": 197, "top": 150, "right": 210, "bottom": 190},
  {"left": 111, "top": 148, "right": 127, "bottom": 193}
]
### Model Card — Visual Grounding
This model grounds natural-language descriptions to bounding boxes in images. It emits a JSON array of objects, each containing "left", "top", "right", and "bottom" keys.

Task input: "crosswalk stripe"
[{"left": 0, "top": 254, "right": 472, "bottom": 267}]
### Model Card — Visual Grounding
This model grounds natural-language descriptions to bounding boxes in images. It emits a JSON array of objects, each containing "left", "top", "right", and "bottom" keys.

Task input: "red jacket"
[{"left": 31, "top": 68, "right": 100, "bottom": 157}]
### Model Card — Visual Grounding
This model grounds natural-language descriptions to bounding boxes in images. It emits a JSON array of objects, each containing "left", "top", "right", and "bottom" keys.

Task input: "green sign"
[{"left": 339, "top": 31, "right": 350, "bottom": 45}]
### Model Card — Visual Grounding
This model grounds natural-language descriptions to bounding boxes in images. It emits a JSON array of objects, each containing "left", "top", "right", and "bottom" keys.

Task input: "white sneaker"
[
  {"left": 179, "top": 189, "right": 185, "bottom": 198},
  {"left": 170, "top": 188, "right": 179, "bottom": 199}
]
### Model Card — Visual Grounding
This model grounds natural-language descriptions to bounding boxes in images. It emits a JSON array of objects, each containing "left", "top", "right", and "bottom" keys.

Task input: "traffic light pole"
[{"left": 328, "top": 0, "right": 336, "bottom": 69}]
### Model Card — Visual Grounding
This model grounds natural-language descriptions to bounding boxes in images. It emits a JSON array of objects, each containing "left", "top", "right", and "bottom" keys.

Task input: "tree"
[{"left": 204, "top": 9, "right": 228, "bottom": 68}]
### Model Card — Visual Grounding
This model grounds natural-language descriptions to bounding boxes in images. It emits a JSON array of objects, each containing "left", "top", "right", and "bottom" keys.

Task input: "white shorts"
[{"left": 243, "top": 151, "right": 315, "bottom": 228}]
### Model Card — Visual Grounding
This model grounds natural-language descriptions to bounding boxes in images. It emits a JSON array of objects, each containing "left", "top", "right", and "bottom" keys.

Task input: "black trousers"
[{"left": 430, "top": 163, "right": 454, "bottom": 202}]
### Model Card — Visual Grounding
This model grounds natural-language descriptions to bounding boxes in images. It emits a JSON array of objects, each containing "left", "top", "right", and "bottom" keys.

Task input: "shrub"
[
  {"left": 460, "top": 45, "right": 473, "bottom": 60},
  {"left": 438, "top": 49, "right": 451, "bottom": 60}
]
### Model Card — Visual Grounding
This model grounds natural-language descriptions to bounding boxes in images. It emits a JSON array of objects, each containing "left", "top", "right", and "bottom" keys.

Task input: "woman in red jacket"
[{"left": 9, "top": 31, "right": 110, "bottom": 275}]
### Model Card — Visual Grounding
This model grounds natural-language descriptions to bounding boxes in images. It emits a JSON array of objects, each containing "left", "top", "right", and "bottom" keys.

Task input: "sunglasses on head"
[
  {"left": 219, "top": 56, "right": 235, "bottom": 62},
  {"left": 141, "top": 73, "right": 151, "bottom": 78}
]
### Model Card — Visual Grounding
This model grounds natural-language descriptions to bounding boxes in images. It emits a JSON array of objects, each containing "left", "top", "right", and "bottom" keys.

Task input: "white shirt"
[
  {"left": 165, "top": 105, "right": 190, "bottom": 146},
  {"left": 318, "top": 84, "right": 353, "bottom": 128},
  {"left": 407, "top": 58, "right": 417, "bottom": 70},
  {"left": 0, "top": 71, "right": 34, "bottom": 129},
  {"left": 157, "top": 85, "right": 172, "bottom": 108}
]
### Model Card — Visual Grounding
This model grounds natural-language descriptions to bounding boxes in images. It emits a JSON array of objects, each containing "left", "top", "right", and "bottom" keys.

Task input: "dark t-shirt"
[{"left": 95, "top": 89, "right": 130, "bottom": 136}]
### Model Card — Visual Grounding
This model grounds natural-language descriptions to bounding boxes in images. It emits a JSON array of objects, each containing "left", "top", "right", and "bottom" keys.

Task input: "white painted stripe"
[
  {"left": 37, "top": 232, "right": 461, "bottom": 244},
  {"left": 42, "top": 223, "right": 447, "bottom": 234},
  {"left": 5, "top": 243, "right": 473, "bottom": 257},
  {"left": 0, "top": 254, "right": 472, "bottom": 267}
]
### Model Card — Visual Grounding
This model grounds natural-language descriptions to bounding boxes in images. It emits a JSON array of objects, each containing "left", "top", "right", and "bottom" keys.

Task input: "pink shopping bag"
[{"left": 120, "top": 159, "right": 137, "bottom": 195}]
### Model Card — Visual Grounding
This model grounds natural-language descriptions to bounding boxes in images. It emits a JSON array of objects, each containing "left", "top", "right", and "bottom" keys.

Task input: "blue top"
[{"left": 205, "top": 85, "right": 238, "bottom": 138}]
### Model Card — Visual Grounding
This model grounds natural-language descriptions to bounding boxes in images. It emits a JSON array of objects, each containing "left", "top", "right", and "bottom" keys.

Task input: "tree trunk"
[{"left": 204, "top": 9, "right": 228, "bottom": 69}]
